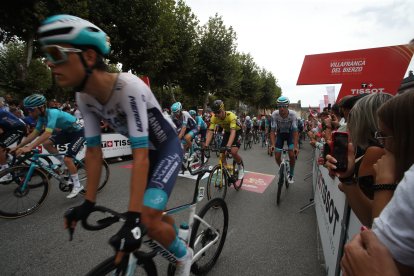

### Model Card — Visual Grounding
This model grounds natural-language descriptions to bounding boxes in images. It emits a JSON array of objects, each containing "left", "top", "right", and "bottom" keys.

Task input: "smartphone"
[{"left": 331, "top": 131, "right": 348, "bottom": 172}]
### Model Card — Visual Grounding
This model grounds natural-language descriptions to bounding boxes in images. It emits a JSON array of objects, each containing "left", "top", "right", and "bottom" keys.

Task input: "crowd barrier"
[{"left": 312, "top": 148, "right": 363, "bottom": 276}]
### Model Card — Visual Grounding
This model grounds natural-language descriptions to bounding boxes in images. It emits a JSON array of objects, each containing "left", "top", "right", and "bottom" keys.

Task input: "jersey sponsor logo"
[
  {"left": 148, "top": 111, "right": 167, "bottom": 144},
  {"left": 128, "top": 96, "right": 143, "bottom": 132},
  {"left": 144, "top": 239, "right": 177, "bottom": 264}
]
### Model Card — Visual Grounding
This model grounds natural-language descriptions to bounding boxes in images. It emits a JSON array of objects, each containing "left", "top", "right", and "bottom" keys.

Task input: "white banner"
[
  {"left": 326, "top": 86, "right": 336, "bottom": 104},
  {"left": 319, "top": 100, "right": 325, "bottom": 112},
  {"left": 313, "top": 149, "right": 347, "bottom": 276},
  {"left": 37, "top": 133, "right": 132, "bottom": 162}
]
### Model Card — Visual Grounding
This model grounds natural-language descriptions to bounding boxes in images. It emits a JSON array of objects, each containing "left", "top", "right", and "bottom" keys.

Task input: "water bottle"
[
  {"left": 226, "top": 163, "right": 233, "bottom": 173},
  {"left": 178, "top": 223, "right": 189, "bottom": 243}
]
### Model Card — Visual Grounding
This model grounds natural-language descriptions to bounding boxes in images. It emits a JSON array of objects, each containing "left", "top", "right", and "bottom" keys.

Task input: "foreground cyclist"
[
  {"left": 270, "top": 96, "right": 299, "bottom": 184},
  {"left": 205, "top": 100, "right": 244, "bottom": 179},
  {"left": 13, "top": 94, "right": 85, "bottom": 198},
  {"left": 37, "top": 15, "right": 192, "bottom": 275}
]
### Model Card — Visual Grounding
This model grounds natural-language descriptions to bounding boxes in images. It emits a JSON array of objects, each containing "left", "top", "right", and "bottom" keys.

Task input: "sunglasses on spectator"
[
  {"left": 374, "top": 131, "right": 393, "bottom": 145},
  {"left": 277, "top": 105, "right": 289, "bottom": 108},
  {"left": 42, "top": 45, "right": 82, "bottom": 65}
]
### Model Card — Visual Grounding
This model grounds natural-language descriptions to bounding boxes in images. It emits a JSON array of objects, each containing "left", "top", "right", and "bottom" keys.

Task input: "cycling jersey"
[
  {"left": 245, "top": 119, "right": 252, "bottom": 129},
  {"left": 260, "top": 119, "right": 266, "bottom": 130},
  {"left": 77, "top": 73, "right": 182, "bottom": 209},
  {"left": 209, "top": 111, "right": 241, "bottom": 132},
  {"left": 270, "top": 110, "right": 298, "bottom": 134},
  {"left": 77, "top": 73, "right": 177, "bottom": 150},
  {"left": 179, "top": 111, "right": 197, "bottom": 130},
  {"left": 195, "top": 115, "right": 207, "bottom": 130},
  {"left": 35, "top": 108, "right": 82, "bottom": 133},
  {"left": 0, "top": 110, "right": 26, "bottom": 130}
]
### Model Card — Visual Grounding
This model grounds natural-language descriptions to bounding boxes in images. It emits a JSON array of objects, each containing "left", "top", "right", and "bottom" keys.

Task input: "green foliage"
[
  {"left": 0, "top": 42, "right": 51, "bottom": 99},
  {"left": 0, "top": 0, "right": 284, "bottom": 110}
]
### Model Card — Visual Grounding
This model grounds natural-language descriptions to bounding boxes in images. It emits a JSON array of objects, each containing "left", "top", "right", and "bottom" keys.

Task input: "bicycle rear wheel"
[
  {"left": 206, "top": 165, "right": 227, "bottom": 200},
  {"left": 232, "top": 160, "right": 244, "bottom": 190},
  {"left": 86, "top": 255, "right": 157, "bottom": 276},
  {"left": 77, "top": 158, "right": 110, "bottom": 195},
  {"left": 190, "top": 197, "right": 229, "bottom": 275},
  {"left": 276, "top": 163, "right": 284, "bottom": 205},
  {"left": 0, "top": 165, "right": 49, "bottom": 218}
]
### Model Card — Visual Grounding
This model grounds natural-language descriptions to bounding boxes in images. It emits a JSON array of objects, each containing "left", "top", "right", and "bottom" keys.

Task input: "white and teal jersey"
[
  {"left": 270, "top": 110, "right": 298, "bottom": 134},
  {"left": 77, "top": 73, "right": 177, "bottom": 149},
  {"left": 35, "top": 108, "right": 82, "bottom": 133}
]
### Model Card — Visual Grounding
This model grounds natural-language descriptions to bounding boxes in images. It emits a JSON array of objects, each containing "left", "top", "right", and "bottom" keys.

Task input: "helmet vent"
[
  {"left": 86, "top": 27, "right": 100, "bottom": 33},
  {"left": 39, "top": 27, "right": 73, "bottom": 39}
]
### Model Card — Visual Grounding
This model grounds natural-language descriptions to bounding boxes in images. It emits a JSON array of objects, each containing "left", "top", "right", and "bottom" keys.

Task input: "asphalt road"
[{"left": 0, "top": 141, "right": 325, "bottom": 276}]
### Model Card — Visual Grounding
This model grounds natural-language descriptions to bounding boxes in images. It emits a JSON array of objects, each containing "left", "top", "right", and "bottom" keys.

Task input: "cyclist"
[
  {"left": 171, "top": 102, "right": 198, "bottom": 160},
  {"left": 13, "top": 94, "right": 85, "bottom": 198},
  {"left": 244, "top": 115, "right": 252, "bottom": 138},
  {"left": 0, "top": 109, "right": 27, "bottom": 181},
  {"left": 270, "top": 96, "right": 299, "bottom": 184},
  {"left": 252, "top": 116, "right": 259, "bottom": 138},
  {"left": 259, "top": 114, "right": 266, "bottom": 144},
  {"left": 37, "top": 15, "right": 192, "bottom": 275},
  {"left": 205, "top": 100, "right": 244, "bottom": 179},
  {"left": 189, "top": 109, "right": 207, "bottom": 150}
]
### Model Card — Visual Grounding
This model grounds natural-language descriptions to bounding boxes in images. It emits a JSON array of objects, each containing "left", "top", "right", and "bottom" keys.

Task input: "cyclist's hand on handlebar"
[
  {"left": 16, "top": 146, "right": 31, "bottom": 156},
  {"left": 64, "top": 200, "right": 95, "bottom": 241},
  {"left": 109, "top": 212, "right": 146, "bottom": 265}
]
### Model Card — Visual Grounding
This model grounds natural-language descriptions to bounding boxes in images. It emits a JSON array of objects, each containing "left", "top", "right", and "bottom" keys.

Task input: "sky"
[{"left": 185, "top": 0, "right": 414, "bottom": 106}]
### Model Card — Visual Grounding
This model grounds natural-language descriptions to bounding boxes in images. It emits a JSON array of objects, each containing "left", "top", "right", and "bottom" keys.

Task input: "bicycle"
[
  {"left": 243, "top": 131, "right": 253, "bottom": 150},
  {"left": 0, "top": 149, "right": 110, "bottom": 219},
  {"left": 276, "top": 148, "right": 290, "bottom": 205},
  {"left": 206, "top": 147, "right": 244, "bottom": 200},
  {"left": 81, "top": 165, "right": 228, "bottom": 275}
]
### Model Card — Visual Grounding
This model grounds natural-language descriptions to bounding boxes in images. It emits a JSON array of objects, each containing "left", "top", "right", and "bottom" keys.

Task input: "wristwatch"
[{"left": 373, "top": 184, "right": 398, "bottom": 191}]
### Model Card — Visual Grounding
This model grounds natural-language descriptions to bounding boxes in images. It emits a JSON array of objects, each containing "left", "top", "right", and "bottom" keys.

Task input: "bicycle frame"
[
  {"left": 125, "top": 167, "right": 220, "bottom": 270},
  {"left": 19, "top": 150, "right": 82, "bottom": 191},
  {"left": 279, "top": 149, "right": 290, "bottom": 181}
]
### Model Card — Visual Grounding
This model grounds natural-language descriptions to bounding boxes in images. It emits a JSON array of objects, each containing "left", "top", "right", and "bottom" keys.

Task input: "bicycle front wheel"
[
  {"left": 77, "top": 158, "right": 110, "bottom": 194},
  {"left": 86, "top": 255, "right": 157, "bottom": 276},
  {"left": 206, "top": 165, "right": 227, "bottom": 200},
  {"left": 232, "top": 160, "right": 244, "bottom": 190},
  {"left": 190, "top": 197, "right": 229, "bottom": 275},
  {"left": 0, "top": 165, "right": 49, "bottom": 219},
  {"left": 276, "top": 163, "right": 284, "bottom": 205}
]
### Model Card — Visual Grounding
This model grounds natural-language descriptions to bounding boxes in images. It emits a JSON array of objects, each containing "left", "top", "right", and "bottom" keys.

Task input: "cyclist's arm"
[
  {"left": 23, "top": 130, "right": 53, "bottom": 150},
  {"left": 178, "top": 120, "right": 186, "bottom": 140},
  {"left": 129, "top": 148, "right": 149, "bottom": 212},
  {"left": 205, "top": 118, "right": 216, "bottom": 146},
  {"left": 84, "top": 146, "right": 103, "bottom": 202},
  {"left": 15, "top": 129, "right": 40, "bottom": 148}
]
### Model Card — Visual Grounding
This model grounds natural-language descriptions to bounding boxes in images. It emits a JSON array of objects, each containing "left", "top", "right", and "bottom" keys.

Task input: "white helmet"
[{"left": 246, "top": 116, "right": 251, "bottom": 120}]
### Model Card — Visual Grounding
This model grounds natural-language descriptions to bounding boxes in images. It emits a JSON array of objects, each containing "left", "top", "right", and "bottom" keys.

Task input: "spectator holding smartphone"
[{"left": 325, "top": 93, "right": 393, "bottom": 226}]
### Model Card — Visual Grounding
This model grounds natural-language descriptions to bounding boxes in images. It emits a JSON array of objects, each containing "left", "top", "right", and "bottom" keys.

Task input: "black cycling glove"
[
  {"left": 64, "top": 199, "right": 95, "bottom": 241},
  {"left": 109, "top": 212, "right": 145, "bottom": 253}
]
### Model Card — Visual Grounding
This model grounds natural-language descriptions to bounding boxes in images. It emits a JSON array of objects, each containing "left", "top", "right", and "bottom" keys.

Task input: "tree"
[{"left": 0, "top": 41, "right": 51, "bottom": 98}]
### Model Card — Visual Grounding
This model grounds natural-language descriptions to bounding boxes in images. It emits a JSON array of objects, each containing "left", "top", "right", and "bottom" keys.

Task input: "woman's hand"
[{"left": 325, "top": 142, "right": 356, "bottom": 178}]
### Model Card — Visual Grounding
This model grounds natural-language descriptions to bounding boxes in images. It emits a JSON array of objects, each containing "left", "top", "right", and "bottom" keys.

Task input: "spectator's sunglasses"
[
  {"left": 42, "top": 45, "right": 82, "bottom": 65},
  {"left": 277, "top": 104, "right": 289, "bottom": 109},
  {"left": 374, "top": 131, "right": 392, "bottom": 145}
]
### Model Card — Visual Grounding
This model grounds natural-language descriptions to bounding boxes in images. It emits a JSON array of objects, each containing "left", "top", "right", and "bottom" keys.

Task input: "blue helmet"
[
  {"left": 189, "top": 110, "right": 197, "bottom": 116},
  {"left": 38, "top": 14, "right": 110, "bottom": 55},
  {"left": 277, "top": 96, "right": 290, "bottom": 106},
  {"left": 23, "top": 94, "right": 47, "bottom": 108},
  {"left": 171, "top": 102, "right": 182, "bottom": 114}
]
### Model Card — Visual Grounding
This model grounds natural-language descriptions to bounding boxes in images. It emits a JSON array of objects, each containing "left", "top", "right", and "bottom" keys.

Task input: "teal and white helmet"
[
  {"left": 38, "top": 14, "right": 110, "bottom": 55},
  {"left": 23, "top": 94, "right": 47, "bottom": 108},
  {"left": 171, "top": 102, "right": 182, "bottom": 114},
  {"left": 277, "top": 96, "right": 290, "bottom": 106},
  {"left": 189, "top": 110, "right": 197, "bottom": 116}
]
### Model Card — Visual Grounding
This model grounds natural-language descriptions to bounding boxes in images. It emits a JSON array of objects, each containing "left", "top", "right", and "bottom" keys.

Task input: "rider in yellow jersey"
[{"left": 205, "top": 100, "right": 244, "bottom": 179}]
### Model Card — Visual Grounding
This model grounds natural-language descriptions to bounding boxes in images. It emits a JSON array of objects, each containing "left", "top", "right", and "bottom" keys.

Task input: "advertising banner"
[
  {"left": 313, "top": 150, "right": 348, "bottom": 276},
  {"left": 297, "top": 45, "right": 414, "bottom": 102}
]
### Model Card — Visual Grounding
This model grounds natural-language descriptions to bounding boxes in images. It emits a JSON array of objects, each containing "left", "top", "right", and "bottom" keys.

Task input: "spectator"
[
  {"left": 48, "top": 98, "right": 59, "bottom": 109},
  {"left": 326, "top": 93, "right": 393, "bottom": 226},
  {"left": 342, "top": 90, "right": 414, "bottom": 276}
]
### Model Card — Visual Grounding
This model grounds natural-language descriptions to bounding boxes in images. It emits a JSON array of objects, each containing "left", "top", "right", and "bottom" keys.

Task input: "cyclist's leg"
[
  {"left": 62, "top": 130, "right": 86, "bottom": 197},
  {"left": 287, "top": 133, "right": 295, "bottom": 178},
  {"left": 274, "top": 133, "right": 286, "bottom": 166},
  {"left": 141, "top": 140, "right": 192, "bottom": 271},
  {"left": 230, "top": 130, "right": 244, "bottom": 179},
  {"left": 44, "top": 135, "right": 63, "bottom": 164}
]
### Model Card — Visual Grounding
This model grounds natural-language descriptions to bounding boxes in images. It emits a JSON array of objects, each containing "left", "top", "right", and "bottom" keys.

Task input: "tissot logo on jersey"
[{"left": 128, "top": 96, "right": 143, "bottom": 132}]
